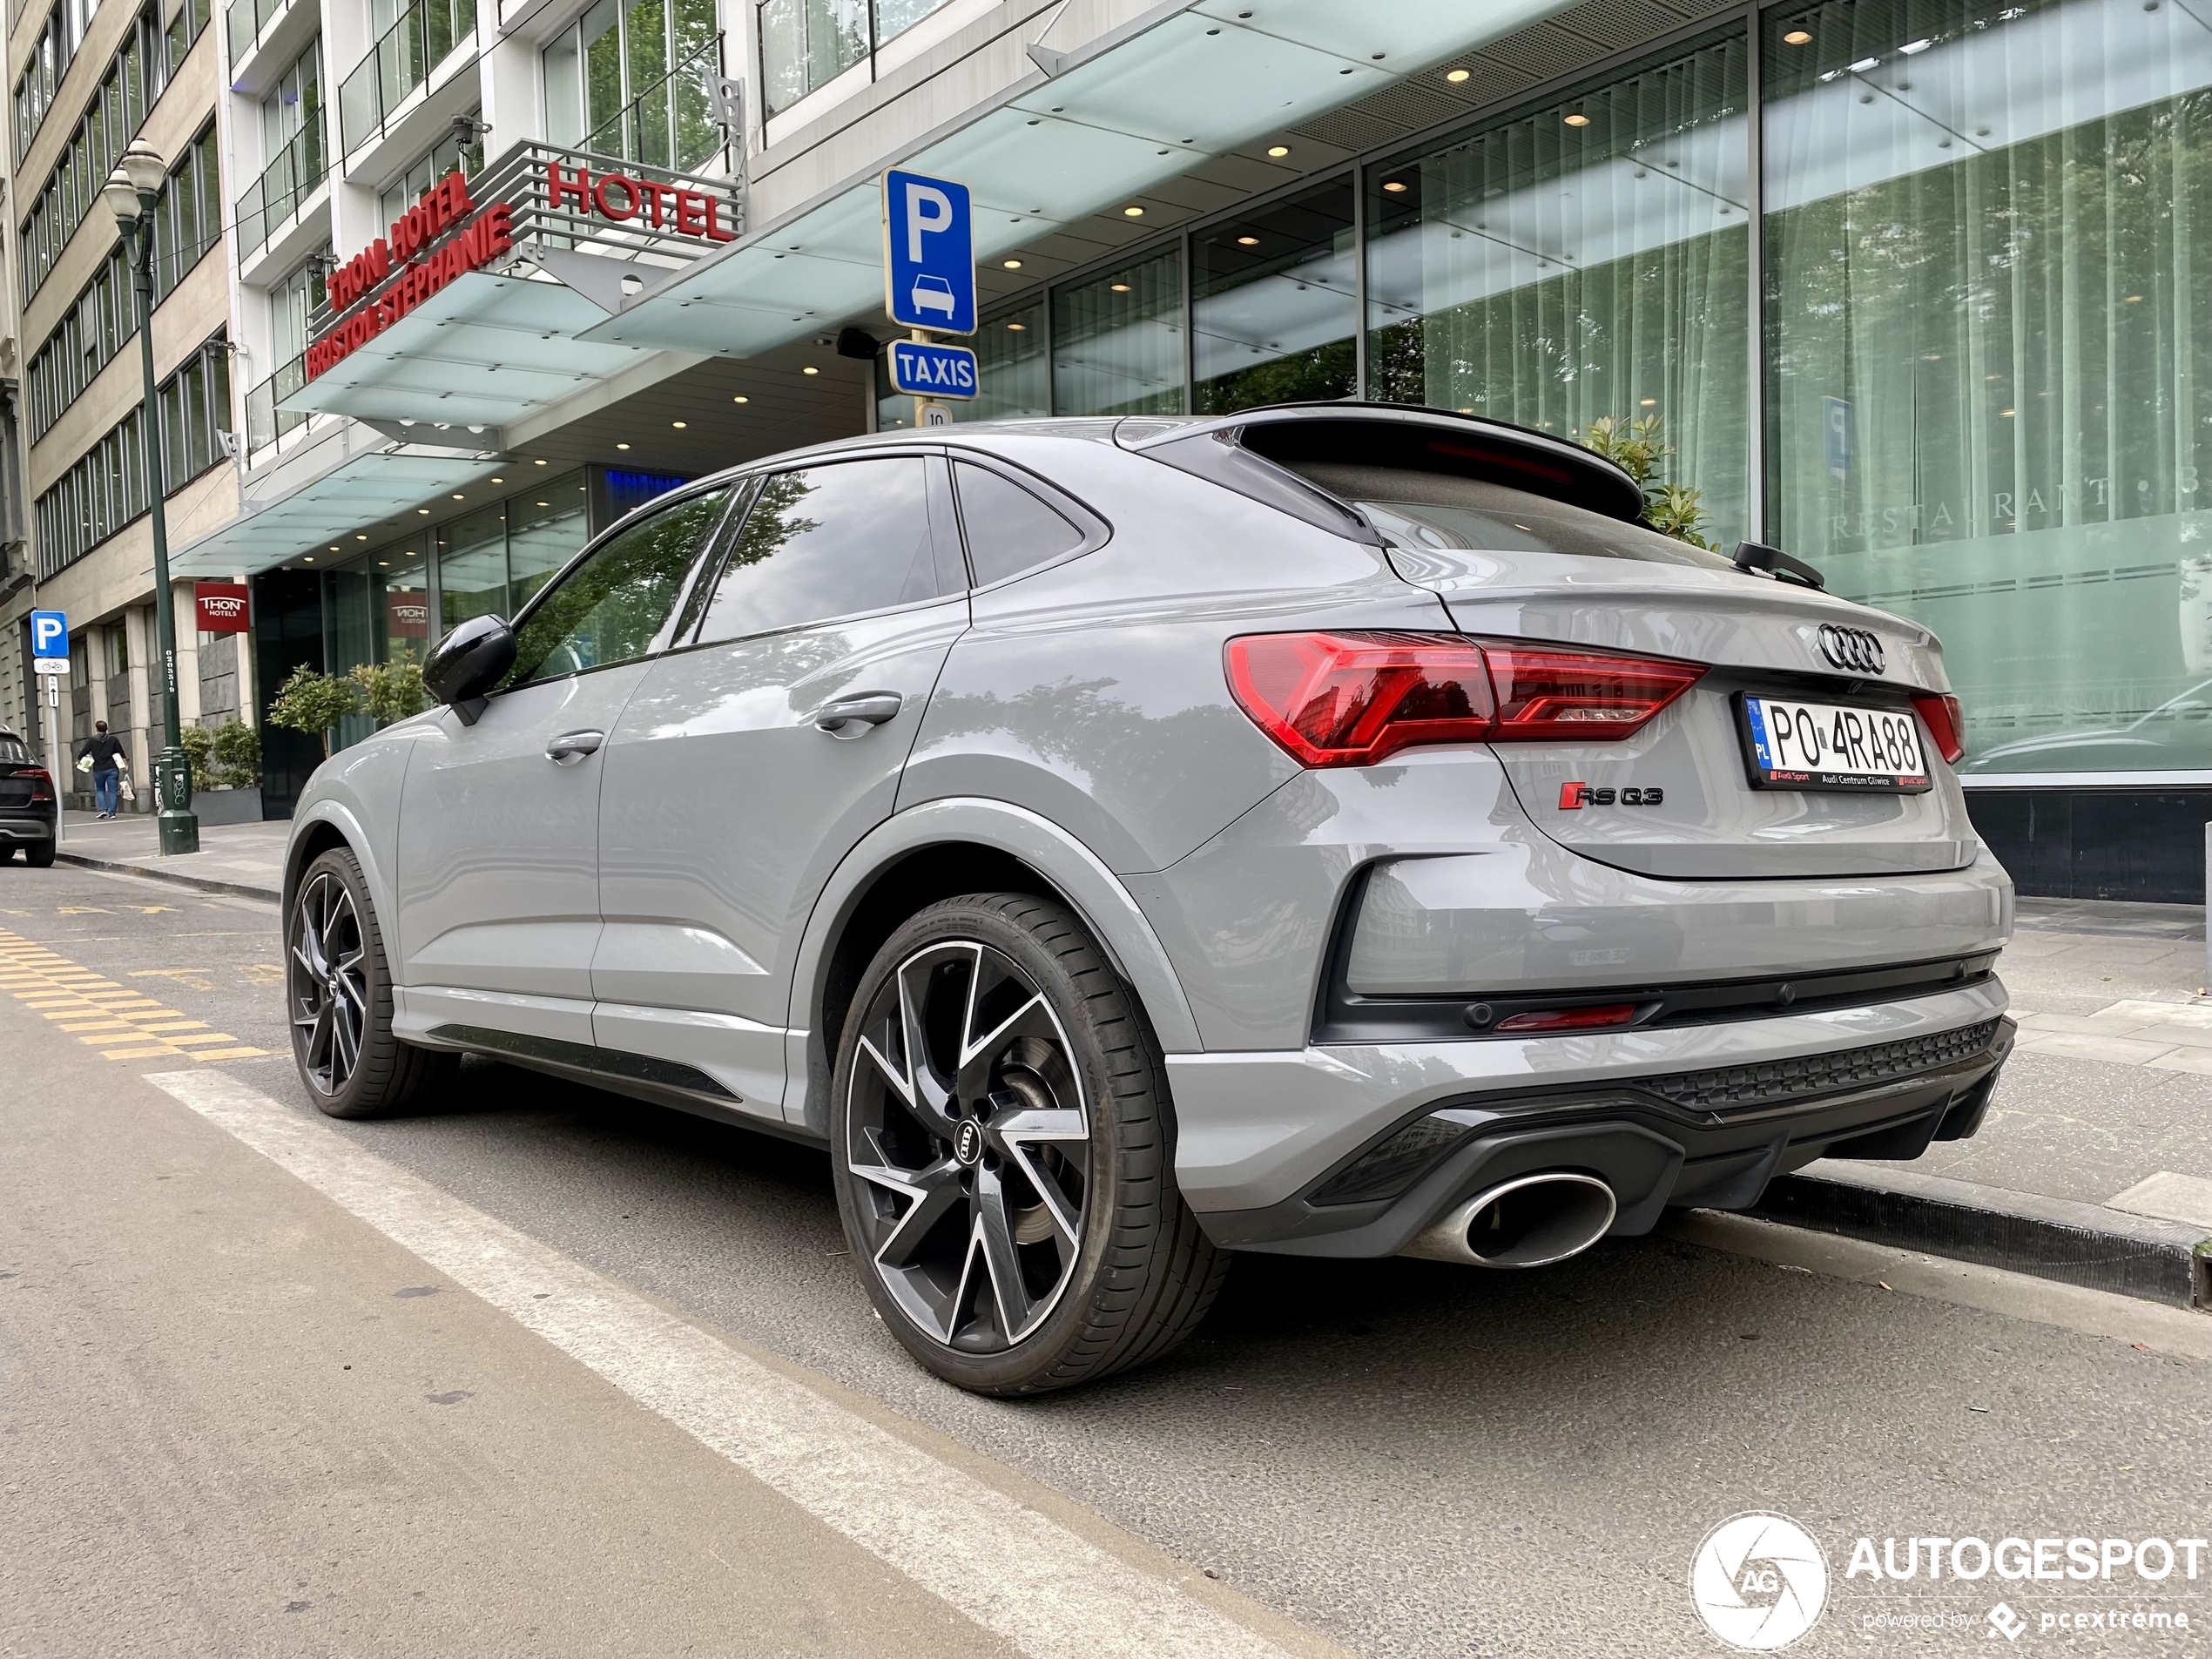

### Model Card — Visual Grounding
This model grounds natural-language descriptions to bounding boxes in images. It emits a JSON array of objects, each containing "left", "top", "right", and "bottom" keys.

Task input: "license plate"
[{"left": 1738, "top": 695, "right": 1931, "bottom": 792}]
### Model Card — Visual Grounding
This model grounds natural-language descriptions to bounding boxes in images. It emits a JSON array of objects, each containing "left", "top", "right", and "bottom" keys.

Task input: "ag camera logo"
[{"left": 1690, "top": 1512, "right": 1831, "bottom": 1650}]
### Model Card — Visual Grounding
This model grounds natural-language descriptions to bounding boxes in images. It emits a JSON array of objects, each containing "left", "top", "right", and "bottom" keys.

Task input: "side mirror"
[{"left": 422, "top": 614, "right": 516, "bottom": 726}]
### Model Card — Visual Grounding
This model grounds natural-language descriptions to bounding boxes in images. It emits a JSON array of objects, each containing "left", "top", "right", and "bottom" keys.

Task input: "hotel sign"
[{"left": 307, "top": 154, "right": 740, "bottom": 384}]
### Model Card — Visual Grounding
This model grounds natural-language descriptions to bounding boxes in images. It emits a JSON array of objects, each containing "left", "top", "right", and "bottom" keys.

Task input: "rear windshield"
[{"left": 1282, "top": 462, "right": 1737, "bottom": 570}]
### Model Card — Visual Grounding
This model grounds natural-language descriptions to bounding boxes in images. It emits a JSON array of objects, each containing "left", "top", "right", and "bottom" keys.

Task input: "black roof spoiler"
[{"left": 1117, "top": 401, "right": 1647, "bottom": 528}]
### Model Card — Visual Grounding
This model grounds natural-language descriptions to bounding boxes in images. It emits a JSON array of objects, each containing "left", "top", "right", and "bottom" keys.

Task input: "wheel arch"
[
  {"left": 283, "top": 801, "right": 393, "bottom": 944},
  {"left": 789, "top": 799, "right": 1202, "bottom": 1137}
]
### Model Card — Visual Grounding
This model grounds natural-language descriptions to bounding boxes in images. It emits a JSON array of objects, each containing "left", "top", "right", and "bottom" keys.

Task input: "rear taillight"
[
  {"left": 1910, "top": 692, "right": 1966, "bottom": 765},
  {"left": 23, "top": 767, "right": 53, "bottom": 802},
  {"left": 1224, "top": 632, "right": 1704, "bottom": 768}
]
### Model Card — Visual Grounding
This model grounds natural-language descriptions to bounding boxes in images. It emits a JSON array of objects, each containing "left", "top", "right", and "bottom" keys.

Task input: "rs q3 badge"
[{"left": 1560, "top": 782, "right": 1664, "bottom": 809}]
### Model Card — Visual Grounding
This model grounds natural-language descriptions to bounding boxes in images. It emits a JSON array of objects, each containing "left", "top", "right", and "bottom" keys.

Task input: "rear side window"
[
  {"left": 505, "top": 487, "right": 732, "bottom": 687},
  {"left": 953, "top": 462, "right": 1084, "bottom": 585},
  {"left": 0, "top": 734, "right": 27, "bottom": 764},
  {"left": 694, "top": 456, "right": 957, "bottom": 644}
]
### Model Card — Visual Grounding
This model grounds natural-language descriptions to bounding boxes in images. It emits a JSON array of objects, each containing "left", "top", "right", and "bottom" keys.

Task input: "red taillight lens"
[
  {"left": 1910, "top": 692, "right": 1966, "bottom": 765},
  {"left": 1481, "top": 645, "right": 1705, "bottom": 740},
  {"left": 1224, "top": 632, "right": 1704, "bottom": 767},
  {"left": 1224, "top": 632, "right": 1496, "bottom": 767},
  {"left": 23, "top": 767, "right": 53, "bottom": 802},
  {"left": 1494, "top": 1003, "right": 1642, "bottom": 1033}
]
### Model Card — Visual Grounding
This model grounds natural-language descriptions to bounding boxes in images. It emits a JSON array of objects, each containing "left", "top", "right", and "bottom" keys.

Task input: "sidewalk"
[
  {"left": 49, "top": 808, "right": 290, "bottom": 901},
  {"left": 41, "top": 811, "right": 2212, "bottom": 1303}
]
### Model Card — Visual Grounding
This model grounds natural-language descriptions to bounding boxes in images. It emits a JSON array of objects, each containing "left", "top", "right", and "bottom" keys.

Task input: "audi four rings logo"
[{"left": 1817, "top": 624, "right": 1885, "bottom": 675}]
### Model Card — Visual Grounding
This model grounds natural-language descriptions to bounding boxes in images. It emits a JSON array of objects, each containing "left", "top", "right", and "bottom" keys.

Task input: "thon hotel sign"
[{"left": 307, "top": 158, "right": 737, "bottom": 382}]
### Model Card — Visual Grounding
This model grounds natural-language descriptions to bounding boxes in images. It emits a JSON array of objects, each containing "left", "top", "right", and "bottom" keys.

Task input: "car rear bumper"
[
  {"left": 0, "top": 809, "right": 56, "bottom": 842},
  {"left": 1168, "top": 981, "right": 2010, "bottom": 1253}
]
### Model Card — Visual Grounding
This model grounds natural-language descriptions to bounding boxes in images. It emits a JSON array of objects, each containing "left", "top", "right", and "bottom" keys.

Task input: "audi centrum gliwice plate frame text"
[{"left": 278, "top": 403, "right": 2013, "bottom": 1395}]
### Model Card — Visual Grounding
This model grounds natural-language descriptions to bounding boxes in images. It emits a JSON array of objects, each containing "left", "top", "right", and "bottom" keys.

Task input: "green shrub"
[
  {"left": 208, "top": 719, "right": 260, "bottom": 786},
  {"left": 267, "top": 666, "right": 360, "bottom": 760}
]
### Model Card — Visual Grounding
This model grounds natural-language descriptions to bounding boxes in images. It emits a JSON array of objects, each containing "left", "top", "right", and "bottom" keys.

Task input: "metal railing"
[
  {"left": 245, "top": 351, "right": 309, "bottom": 454},
  {"left": 580, "top": 36, "right": 727, "bottom": 175},
  {"left": 226, "top": 0, "right": 290, "bottom": 66},
  {"left": 338, "top": 0, "right": 477, "bottom": 154},
  {"left": 234, "top": 124, "right": 327, "bottom": 262}
]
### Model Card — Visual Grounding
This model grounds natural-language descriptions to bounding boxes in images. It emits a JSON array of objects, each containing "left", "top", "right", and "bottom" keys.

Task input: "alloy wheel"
[
  {"left": 289, "top": 870, "right": 369, "bottom": 1096},
  {"left": 845, "top": 939, "right": 1091, "bottom": 1352}
]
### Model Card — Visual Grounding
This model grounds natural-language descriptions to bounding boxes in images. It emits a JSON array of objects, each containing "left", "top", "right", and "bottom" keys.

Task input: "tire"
[
  {"left": 22, "top": 840, "right": 53, "bottom": 868},
  {"left": 286, "top": 845, "right": 456, "bottom": 1118},
  {"left": 830, "top": 893, "right": 1227, "bottom": 1395}
]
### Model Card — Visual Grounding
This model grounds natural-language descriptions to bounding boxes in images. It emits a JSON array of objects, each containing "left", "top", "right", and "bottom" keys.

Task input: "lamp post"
[{"left": 102, "top": 138, "right": 197, "bottom": 855}]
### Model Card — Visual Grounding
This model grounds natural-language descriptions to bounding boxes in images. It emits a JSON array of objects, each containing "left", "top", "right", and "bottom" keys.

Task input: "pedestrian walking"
[{"left": 77, "top": 721, "right": 126, "bottom": 819}]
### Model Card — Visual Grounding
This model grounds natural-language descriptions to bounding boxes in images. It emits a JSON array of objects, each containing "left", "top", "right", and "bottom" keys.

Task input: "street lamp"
[{"left": 104, "top": 138, "right": 197, "bottom": 855}]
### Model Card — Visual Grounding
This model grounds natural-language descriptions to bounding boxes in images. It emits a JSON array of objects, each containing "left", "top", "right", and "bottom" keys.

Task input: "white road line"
[{"left": 145, "top": 1069, "right": 1297, "bottom": 1659}]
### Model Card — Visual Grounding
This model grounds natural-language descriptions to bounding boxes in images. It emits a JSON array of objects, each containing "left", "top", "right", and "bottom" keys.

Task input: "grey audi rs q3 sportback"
[{"left": 283, "top": 404, "right": 2013, "bottom": 1394}]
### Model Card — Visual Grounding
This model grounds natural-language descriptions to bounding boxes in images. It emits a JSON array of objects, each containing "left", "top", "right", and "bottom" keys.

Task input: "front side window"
[
  {"left": 694, "top": 457, "right": 954, "bottom": 644},
  {"left": 504, "top": 487, "right": 731, "bottom": 688}
]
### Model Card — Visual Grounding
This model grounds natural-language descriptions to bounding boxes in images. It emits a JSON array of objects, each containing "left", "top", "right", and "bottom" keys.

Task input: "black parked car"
[{"left": 0, "top": 725, "right": 57, "bottom": 866}]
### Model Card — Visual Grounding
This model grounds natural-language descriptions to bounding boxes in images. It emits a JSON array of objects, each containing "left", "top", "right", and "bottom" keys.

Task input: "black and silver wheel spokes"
[
  {"left": 847, "top": 941, "right": 1090, "bottom": 1352},
  {"left": 290, "top": 873, "right": 368, "bottom": 1096}
]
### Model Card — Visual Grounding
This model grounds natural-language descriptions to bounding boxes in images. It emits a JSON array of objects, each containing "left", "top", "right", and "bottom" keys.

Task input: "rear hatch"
[
  {"left": 0, "top": 733, "right": 37, "bottom": 811},
  {"left": 1234, "top": 416, "right": 1975, "bottom": 881}
]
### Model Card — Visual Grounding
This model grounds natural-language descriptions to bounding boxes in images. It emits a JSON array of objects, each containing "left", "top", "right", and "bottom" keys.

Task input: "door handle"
[
  {"left": 813, "top": 692, "right": 903, "bottom": 737},
  {"left": 545, "top": 730, "right": 605, "bottom": 765}
]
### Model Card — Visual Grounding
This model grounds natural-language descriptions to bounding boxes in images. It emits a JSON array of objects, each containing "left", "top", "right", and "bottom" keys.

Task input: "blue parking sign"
[
  {"left": 882, "top": 168, "right": 975, "bottom": 335},
  {"left": 30, "top": 610, "right": 66, "bottom": 661},
  {"left": 887, "top": 339, "right": 978, "bottom": 399}
]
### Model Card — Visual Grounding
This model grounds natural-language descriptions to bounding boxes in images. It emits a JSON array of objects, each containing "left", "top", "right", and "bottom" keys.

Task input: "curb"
[
  {"left": 1750, "top": 1163, "right": 2212, "bottom": 1311},
  {"left": 52, "top": 849, "right": 280, "bottom": 905}
]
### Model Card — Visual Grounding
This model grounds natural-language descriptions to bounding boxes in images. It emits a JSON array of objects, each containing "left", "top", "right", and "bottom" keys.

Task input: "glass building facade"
[{"left": 876, "top": 0, "right": 2211, "bottom": 798}]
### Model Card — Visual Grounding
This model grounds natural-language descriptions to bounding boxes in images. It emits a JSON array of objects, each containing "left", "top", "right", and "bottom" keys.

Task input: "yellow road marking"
[{"left": 0, "top": 927, "right": 270, "bottom": 1064}]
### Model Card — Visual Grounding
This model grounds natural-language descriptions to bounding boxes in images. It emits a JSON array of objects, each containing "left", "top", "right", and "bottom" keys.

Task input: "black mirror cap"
[{"left": 423, "top": 614, "right": 516, "bottom": 724}]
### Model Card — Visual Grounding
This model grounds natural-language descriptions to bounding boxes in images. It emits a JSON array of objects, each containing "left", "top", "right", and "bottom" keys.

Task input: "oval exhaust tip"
[{"left": 1401, "top": 1172, "right": 1617, "bottom": 1269}]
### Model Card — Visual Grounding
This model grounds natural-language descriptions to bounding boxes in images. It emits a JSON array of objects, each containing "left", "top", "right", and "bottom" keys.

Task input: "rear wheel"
[
  {"left": 22, "top": 839, "right": 53, "bottom": 868},
  {"left": 287, "top": 846, "right": 455, "bottom": 1118},
  {"left": 830, "top": 893, "right": 1226, "bottom": 1395}
]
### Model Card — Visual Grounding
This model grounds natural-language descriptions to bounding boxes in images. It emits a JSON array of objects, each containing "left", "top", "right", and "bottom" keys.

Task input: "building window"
[
  {"left": 378, "top": 114, "right": 483, "bottom": 226},
  {"left": 1365, "top": 29, "right": 1751, "bottom": 550},
  {"left": 1051, "top": 249, "right": 1184, "bottom": 418},
  {"left": 244, "top": 255, "right": 329, "bottom": 454},
  {"left": 545, "top": 0, "right": 722, "bottom": 171},
  {"left": 1194, "top": 177, "right": 1357, "bottom": 415},
  {"left": 15, "top": 3, "right": 206, "bottom": 305},
  {"left": 32, "top": 335, "right": 231, "bottom": 579},
  {"left": 435, "top": 469, "right": 593, "bottom": 635},
  {"left": 758, "top": 0, "right": 954, "bottom": 117},
  {"left": 1765, "top": 0, "right": 2212, "bottom": 774}
]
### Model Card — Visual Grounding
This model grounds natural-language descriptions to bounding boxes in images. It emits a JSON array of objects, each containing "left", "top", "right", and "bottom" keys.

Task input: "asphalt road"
[{"left": 3, "top": 861, "right": 2208, "bottom": 1659}]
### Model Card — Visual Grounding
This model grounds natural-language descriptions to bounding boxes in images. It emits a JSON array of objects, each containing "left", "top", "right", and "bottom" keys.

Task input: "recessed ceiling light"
[
  {"left": 1445, "top": 68, "right": 1469, "bottom": 83},
  {"left": 1002, "top": 259, "right": 1022, "bottom": 269},
  {"left": 1640, "top": 397, "right": 1656, "bottom": 407},
  {"left": 490, "top": 476, "right": 503, "bottom": 483},
  {"left": 1382, "top": 179, "right": 1408, "bottom": 192},
  {"left": 1007, "top": 321, "right": 1027, "bottom": 330},
  {"left": 671, "top": 421, "right": 687, "bottom": 428},
  {"left": 1564, "top": 111, "right": 1590, "bottom": 126},
  {"left": 534, "top": 457, "right": 547, "bottom": 465},
  {"left": 617, "top": 442, "right": 631, "bottom": 449},
  {"left": 733, "top": 394, "right": 749, "bottom": 402},
  {"left": 418, "top": 508, "right": 430, "bottom": 515},
  {"left": 537, "top": 501, "right": 549, "bottom": 507},
  {"left": 1237, "top": 235, "right": 1259, "bottom": 246},
  {"left": 802, "top": 365, "right": 819, "bottom": 374},
  {"left": 355, "top": 534, "right": 368, "bottom": 540},
  {"left": 1123, "top": 205, "right": 1144, "bottom": 217},
  {"left": 2125, "top": 293, "right": 2144, "bottom": 303},
  {"left": 328, "top": 543, "right": 340, "bottom": 551},
  {"left": 452, "top": 493, "right": 464, "bottom": 500},
  {"left": 1265, "top": 144, "right": 1291, "bottom": 157},
  {"left": 303, "top": 556, "right": 315, "bottom": 563},
  {"left": 1109, "top": 282, "right": 1131, "bottom": 293},
  {"left": 1784, "top": 28, "right": 1812, "bottom": 44},
  {"left": 377, "top": 560, "right": 388, "bottom": 567}
]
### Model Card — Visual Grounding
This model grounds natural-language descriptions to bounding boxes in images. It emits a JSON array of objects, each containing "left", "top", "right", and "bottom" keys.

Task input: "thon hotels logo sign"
[{"left": 194, "top": 582, "right": 250, "bottom": 635}]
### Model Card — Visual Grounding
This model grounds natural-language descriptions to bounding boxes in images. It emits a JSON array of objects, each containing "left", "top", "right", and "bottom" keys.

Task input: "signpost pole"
[{"left": 45, "top": 676, "right": 62, "bottom": 846}]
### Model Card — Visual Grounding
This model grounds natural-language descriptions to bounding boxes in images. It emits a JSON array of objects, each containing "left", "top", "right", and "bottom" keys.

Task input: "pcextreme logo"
[{"left": 1690, "top": 1512, "right": 1831, "bottom": 1650}]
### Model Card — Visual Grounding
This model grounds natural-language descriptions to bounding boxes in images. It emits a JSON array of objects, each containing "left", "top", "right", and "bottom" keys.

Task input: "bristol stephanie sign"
[{"left": 307, "top": 158, "right": 738, "bottom": 383}]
